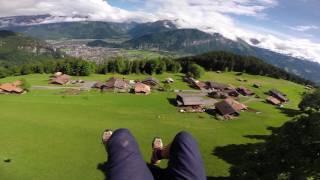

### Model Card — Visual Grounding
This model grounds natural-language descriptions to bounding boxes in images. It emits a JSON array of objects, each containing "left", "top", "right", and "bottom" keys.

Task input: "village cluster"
[
  {"left": 0, "top": 71, "right": 292, "bottom": 119},
  {"left": 47, "top": 72, "right": 291, "bottom": 120},
  {"left": 174, "top": 77, "right": 290, "bottom": 119},
  {"left": 50, "top": 71, "right": 174, "bottom": 95}
]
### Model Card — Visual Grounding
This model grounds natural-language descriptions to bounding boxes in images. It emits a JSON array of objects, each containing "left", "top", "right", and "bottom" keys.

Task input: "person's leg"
[
  {"left": 105, "top": 129, "right": 154, "bottom": 180},
  {"left": 167, "top": 131, "right": 206, "bottom": 180}
]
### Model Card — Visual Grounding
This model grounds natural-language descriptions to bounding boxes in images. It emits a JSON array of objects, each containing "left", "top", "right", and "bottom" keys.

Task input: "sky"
[{"left": 0, "top": 0, "right": 319, "bottom": 62}]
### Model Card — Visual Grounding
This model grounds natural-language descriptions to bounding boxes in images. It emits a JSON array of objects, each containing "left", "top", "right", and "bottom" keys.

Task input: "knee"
[
  {"left": 114, "top": 128, "right": 131, "bottom": 135},
  {"left": 108, "top": 128, "right": 136, "bottom": 149},
  {"left": 174, "top": 131, "right": 194, "bottom": 142},
  {"left": 110, "top": 128, "right": 133, "bottom": 141}
]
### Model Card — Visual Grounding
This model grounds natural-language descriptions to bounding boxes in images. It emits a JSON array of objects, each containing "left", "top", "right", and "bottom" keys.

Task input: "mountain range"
[{"left": 1, "top": 15, "right": 320, "bottom": 84}]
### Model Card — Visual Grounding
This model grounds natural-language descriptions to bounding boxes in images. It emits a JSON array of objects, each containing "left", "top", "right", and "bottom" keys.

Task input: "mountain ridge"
[{"left": 0, "top": 15, "right": 319, "bottom": 84}]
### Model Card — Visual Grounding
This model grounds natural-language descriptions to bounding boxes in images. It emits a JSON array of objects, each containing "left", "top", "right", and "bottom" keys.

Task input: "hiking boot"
[{"left": 151, "top": 137, "right": 163, "bottom": 165}]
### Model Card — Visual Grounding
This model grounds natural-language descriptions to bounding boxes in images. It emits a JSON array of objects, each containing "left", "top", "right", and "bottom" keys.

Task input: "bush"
[
  {"left": 188, "top": 64, "right": 205, "bottom": 79},
  {"left": 20, "top": 78, "right": 31, "bottom": 92},
  {"left": 299, "top": 88, "right": 320, "bottom": 112}
]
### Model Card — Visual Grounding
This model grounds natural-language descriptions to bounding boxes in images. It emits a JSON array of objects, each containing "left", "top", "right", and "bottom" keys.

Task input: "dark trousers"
[{"left": 105, "top": 129, "right": 206, "bottom": 180}]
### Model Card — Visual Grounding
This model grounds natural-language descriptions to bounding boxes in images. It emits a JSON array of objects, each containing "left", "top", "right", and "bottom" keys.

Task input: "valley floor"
[{"left": 0, "top": 72, "right": 306, "bottom": 179}]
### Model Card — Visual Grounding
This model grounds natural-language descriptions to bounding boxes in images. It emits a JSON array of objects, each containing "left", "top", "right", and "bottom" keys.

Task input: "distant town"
[{"left": 46, "top": 39, "right": 172, "bottom": 62}]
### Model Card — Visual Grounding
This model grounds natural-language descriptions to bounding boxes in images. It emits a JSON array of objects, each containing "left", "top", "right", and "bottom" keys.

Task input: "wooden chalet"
[
  {"left": 176, "top": 93, "right": 217, "bottom": 112},
  {"left": 269, "top": 89, "right": 288, "bottom": 102},
  {"left": 266, "top": 96, "right": 281, "bottom": 105},
  {"left": 184, "top": 77, "right": 200, "bottom": 87},
  {"left": 208, "top": 91, "right": 228, "bottom": 99},
  {"left": 176, "top": 94, "right": 205, "bottom": 107},
  {"left": 134, "top": 82, "right": 151, "bottom": 95},
  {"left": 224, "top": 89, "right": 240, "bottom": 97},
  {"left": 142, "top": 77, "right": 160, "bottom": 87},
  {"left": 237, "top": 87, "right": 255, "bottom": 96},
  {"left": 176, "top": 94, "right": 206, "bottom": 112},
  {"left": 50, "top": 74, "right": 71, "bottom": 85},
  {"left": 194, "top": 81, "right": 207, "bottom": 90},
  {"left": 0, "top": 81, "right": 24, "bottom": 94},
  {"left": 101, "top": 77, "right": 130, "bottom": 92},
  {"left": 215, "top": 98, "right": 247, "bottom": 118}
]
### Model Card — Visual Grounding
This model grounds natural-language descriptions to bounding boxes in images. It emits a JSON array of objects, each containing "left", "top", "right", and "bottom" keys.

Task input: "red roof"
[
  {"left": 225, "top": 98, "right": 247, "bottom": 111},
  {"left": 51, "top": 74, "right": 71, "bottom": 85},
  {"left": 103, "top": 77, "right": 129, "bottom": 89},
  {"left": 0, "top": 83, "right": 24, "bottom": 93},
  {"left": 134, "top": 82, "right": 151, "bottom": 94},
  {"left": 267, "top": 96, "right": 281, "bottom": 105},
  {"left": 237, "top": 87, "right": 255, "bottom": 96},
  {"left": 215, "top": 98, "right": 247, "bottom": 116}
]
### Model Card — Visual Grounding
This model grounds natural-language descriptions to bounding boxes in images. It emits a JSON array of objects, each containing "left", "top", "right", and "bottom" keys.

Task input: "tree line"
[
  {"left": 178, "top": 51, "right": 315, "bottom": 86},
  {"left": 0, "top": 57, "right": 182, "bottom": 78},
  {"left": 0, "top": 50, "right": 316, "bottom": 86},
  {"left": 96, "top": 57, "right": 182, "bottom": 75},
  {"left": 0, "top": 58, "right": 96, "bottom": 78}
]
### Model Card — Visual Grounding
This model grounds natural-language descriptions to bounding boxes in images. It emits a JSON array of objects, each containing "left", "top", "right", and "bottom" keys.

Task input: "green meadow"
[{"left": 0, "top": 72, "right": 306, "bottom": 179}]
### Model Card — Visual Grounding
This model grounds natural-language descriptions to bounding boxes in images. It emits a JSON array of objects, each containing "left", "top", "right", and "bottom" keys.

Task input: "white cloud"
[
  {"left": 0, "top": 0, "right": 319, "bottom": 62},
  {"left": 0, "top": 0, "right": 155, "bottom": 22},
  {"left": 289, "top": 25, "right": 319, "bottom": 32}
]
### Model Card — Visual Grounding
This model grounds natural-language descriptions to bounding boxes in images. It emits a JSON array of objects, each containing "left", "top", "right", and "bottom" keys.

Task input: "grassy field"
[{"left": 0, "top": 72, "right": 306, "bottom": 180}]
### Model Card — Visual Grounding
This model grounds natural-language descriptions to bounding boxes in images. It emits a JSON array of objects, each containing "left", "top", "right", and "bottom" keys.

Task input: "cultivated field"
[{"left": 0, "top": 72, "right": 306, "bottom": 179}]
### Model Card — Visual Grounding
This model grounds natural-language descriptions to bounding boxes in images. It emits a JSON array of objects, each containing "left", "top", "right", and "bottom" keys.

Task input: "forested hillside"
[
  {"left": 178, "top": 51, "right": 315, "bottom": 86},
  {"left": 0, "top": 30, "right": 61, "bottom": 65}
]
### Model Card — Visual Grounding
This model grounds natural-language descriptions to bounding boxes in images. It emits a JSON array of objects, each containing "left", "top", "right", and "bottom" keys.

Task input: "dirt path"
[
  {"left": 31, "top": 81, "right": 96, "bottom": 91},
  {"left": 242, "top": 97, "right": 263, "bottom": 104}
]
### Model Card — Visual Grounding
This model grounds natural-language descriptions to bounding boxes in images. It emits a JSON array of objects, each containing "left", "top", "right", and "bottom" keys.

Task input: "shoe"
[
  {"left": 151, "top": 137, "right": 163, "bottom": 165},
  {"left": 102, "top": 129, "right": 113, "bottom": 145}
]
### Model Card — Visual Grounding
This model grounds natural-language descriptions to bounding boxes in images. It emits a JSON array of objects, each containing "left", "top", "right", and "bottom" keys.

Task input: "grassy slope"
[{"left": 0, "top": 72, "right": 306, "bottom": 179}]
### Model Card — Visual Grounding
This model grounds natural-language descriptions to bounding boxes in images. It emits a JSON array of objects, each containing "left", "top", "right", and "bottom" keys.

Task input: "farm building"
[
  {"left": 269, "top": 89, "right": 288, "bottom": 102},
  {"left": 194, "top": 81, "right": 207, "bottom": 90},
  {"left": 183, "top": 76, "right": 201, "bottom": 88},
  {"left": 184, "top": 77, "right": 219, "bottom": 91},
  {"left": 134, "top": 82, "right": 151, "bottom": 95},
  {"left": 237, "top": 87, "right": 255, "bottom": 96},
  {"left": 225, "top": 98, "right": 248, "bottom": 111},
  {"left": 50, "top": 74, "right": 71, "bottom": 85},
  {"left": 142, "top": 77, "right": 160, "bottom": 87},
  {"left": 215, "top": 98, "right": 247, "bottom": 118},
  {"left": 184, "top": 76, "right": 198, "bottom": 84},
  {"left": 176, "top": 94, "right": 205, "bottom": 107},
  {"left": 224, "top": 89, "right": 240, "bottom": 97},
  {"left": 101, "top": 77, "right": 130, "bottom": 92},
  {"left": 176, "top": 94, "right": 206, "bottom": 112},
  {"left": 208, "top": 91, "right": 229, "bottom": 99},
  {"left": 206, "top": 81, "right": 230, "bottom": 91},
  {"left": 215, "top": 100, "right": 239, "bottom": 117},
  {"left": 0, "top": 81, "right": 24, "bottom": 94},
  {"left": 176, "top": 93, "right": 217, "bottom": 112},
  {"left": 266, "top": 96, "right": 282, "bottom": 105}
]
